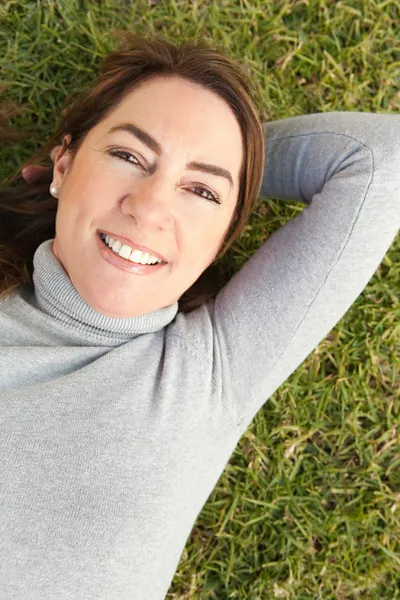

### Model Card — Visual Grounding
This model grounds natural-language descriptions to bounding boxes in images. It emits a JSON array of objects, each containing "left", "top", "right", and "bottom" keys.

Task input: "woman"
[{"left": 0, "top": 32, "right": 399, "bottom": 599}]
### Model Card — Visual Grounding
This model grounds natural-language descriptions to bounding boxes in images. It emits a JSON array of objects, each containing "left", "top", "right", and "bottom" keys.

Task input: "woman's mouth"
[{"left": 97, "top": 231, "right": 168, "bottom": 275}]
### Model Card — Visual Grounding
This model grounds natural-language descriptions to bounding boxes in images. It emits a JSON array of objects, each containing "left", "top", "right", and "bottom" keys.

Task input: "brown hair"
[{"left": 0, "top": 31, "right": 265, "bottom": 313}]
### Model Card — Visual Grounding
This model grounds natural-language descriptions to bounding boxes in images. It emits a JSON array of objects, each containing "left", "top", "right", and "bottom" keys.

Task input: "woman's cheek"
[{"left": 81, "top": 171, "right": 119, "bottom": 203}]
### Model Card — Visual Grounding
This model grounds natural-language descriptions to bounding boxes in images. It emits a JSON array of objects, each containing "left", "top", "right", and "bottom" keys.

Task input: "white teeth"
[
  {"left": 118, "top": 244, "right": 132, "bottom": 259},
  {"left": 103, "top": 235, "right": 162, "bottom": 264},
  {"left": 111, "top": 239, "right": 122, "bottom": 253},
  {"left": 131, "top": 249, "right": 143, "bottom": 263},
  {"left": 137, "top": 251, "right": 149, "bottom": 264}
]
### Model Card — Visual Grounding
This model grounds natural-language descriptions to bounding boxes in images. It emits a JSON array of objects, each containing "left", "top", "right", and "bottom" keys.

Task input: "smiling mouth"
[
  {"left": 97, "top": 232, "right": 170, "bottom": 275},
  {"left": 98, "top": 232, "right": 166, "bottom": 264},
  {"left": 98, "top": 230, "right": 168, "bottom": 264}
]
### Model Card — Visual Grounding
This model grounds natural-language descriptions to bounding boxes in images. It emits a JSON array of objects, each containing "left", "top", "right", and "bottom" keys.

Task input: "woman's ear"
[{"left": 52, "top": 133, "right": 72, "bottom": 188}]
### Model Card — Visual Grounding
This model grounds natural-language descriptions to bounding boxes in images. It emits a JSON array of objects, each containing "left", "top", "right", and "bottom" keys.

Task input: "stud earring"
[{"left": 50, "top": 184, "right": 58, "bottom": 197}]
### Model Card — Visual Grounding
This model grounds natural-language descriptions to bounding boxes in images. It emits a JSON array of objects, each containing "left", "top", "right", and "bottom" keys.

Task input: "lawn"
[{"left": 0, "top": 1, "right": 399, "bottom": 598}]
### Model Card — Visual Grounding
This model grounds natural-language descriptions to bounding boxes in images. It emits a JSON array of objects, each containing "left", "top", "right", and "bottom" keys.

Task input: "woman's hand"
[{"left": 21, "top": 145, "right": 60, "bottom": 183}]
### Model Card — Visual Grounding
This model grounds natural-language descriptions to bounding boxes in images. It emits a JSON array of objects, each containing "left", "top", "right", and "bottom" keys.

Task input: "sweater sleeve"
[{"left": 211, "top": 111, "right": 400, "bottom": 432}]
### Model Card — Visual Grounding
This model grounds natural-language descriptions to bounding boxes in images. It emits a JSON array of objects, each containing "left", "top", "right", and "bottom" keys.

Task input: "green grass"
[{"left": 1, "top": 0, "right": 399, "bottom": 598}]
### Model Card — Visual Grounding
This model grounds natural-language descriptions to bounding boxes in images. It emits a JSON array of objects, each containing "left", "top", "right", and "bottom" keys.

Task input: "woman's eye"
[
  {"left": 190, "top": 186, "right": 220, "bottom": 204},
  {"left": 108, "top": 149, "right": 142, "bottom": 167},
  {"left": 107, "top": 149, "right": 220, "bottom": 204}
]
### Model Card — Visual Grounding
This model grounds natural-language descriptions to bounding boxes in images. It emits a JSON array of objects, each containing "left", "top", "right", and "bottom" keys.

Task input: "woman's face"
[{"left": 52, "top": 75, "right": 243, "bottom": 318}]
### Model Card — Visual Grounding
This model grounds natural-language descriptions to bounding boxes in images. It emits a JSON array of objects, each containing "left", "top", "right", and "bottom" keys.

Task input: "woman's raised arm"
[{"left": 205, "top": 111, "right": 399, "bottom": 432}]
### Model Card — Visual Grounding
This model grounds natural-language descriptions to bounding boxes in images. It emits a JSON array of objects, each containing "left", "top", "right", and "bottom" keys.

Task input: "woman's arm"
[{"left": 207, "top": 111, "right": 400, "bottom": 432}]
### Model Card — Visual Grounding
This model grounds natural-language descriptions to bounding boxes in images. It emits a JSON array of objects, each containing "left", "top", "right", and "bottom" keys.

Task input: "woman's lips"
[
  {"left": 97, "top": 229, "right": 168, "bottom": 263},
  {"left": 97, "top": 232, "right": 168, "bottom": 275}
]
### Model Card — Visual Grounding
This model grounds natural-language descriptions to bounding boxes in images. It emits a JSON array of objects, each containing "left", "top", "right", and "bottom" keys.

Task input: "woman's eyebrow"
[{"left": 107, "top": 123, "right": 234, "bottom": 189}]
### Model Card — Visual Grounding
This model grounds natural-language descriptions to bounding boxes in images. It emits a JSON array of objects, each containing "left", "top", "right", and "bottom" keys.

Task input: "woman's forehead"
[{"left": 95, "top": 77, "right": 243, "bottom": 175}]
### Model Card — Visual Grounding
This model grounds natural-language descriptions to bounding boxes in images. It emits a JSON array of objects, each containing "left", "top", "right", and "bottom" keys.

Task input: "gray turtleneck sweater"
[{"left": 1, "top": 111, "right": 399, "bottom": 600}]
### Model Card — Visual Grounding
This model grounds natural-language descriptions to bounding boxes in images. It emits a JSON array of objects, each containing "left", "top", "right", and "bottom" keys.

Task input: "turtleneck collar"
[{"left": 29, "top": 239, "right": 179, "bottom": 341}]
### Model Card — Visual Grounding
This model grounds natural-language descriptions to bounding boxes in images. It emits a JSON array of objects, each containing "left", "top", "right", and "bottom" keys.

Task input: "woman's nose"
[{"left": 122, "top": 174, "right": 176, "bottom": 228}]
